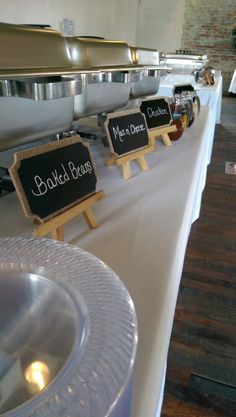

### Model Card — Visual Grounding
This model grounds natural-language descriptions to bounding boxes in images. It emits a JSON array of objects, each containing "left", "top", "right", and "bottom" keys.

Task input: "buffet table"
[
  {"left": 0, "top": 106, "right": 214, "bottom": 417},
  {"left": 158, "top": 73, "right": 223, "bottom": 125},
  {"left": 229, "top": 69, "right": 236, "bottom": 94}
]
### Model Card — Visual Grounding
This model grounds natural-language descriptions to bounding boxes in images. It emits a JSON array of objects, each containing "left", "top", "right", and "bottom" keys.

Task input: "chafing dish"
[
  {"left": 0, "top": 23, "right": 81, "bottom": 151},
  {"left": 160, "top": 50, "right": 209, "bottom": 76},
  {"left": 130, "top": 46, "right": 162, "bottom": 98},
  {"left": 66, "top": 37, "right": 145, "bottom": 119},
  {"left": 0, "top": 22, "right": 163, "bottom": 152}
]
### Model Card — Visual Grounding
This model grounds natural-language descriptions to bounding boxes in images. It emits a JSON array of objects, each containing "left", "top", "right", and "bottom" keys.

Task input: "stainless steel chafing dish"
[
  {"left": 66, "top": 37, "right": 148, "bottom": 119},
  {"left": 0, "top": 23, "right": 81, "bottom": 151},
  {"left": 130, "top": 46, "right": 161, "bottom": 98},
  {"left": 0, "top": 22, "right": 163, "bottom": 152},
  {"left": 160, "top": 50, "right": 209, "bottom": 75}
]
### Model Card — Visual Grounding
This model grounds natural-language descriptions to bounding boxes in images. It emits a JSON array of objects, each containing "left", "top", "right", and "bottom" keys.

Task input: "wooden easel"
[
  {"left": 204, "top": 72, "right": 214, "bottom": 86},
  {"left": 32, "top": 190, "right": 105, "bottom": 241},
  {"left": 148, "top": 124, "right": 177, "bottom": 148},
  {"left": 105, "top": 146, "right": 154, "bottom": 180}
]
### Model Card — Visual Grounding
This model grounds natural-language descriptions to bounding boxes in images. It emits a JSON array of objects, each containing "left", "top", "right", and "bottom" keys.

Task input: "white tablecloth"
[
  {"left": 229, "top": 69, "right": 236, "bottom": 93},
  {"left": 158, "top": 74, "right": 223, "bottom": 125},
  {"left": 0, "top": 106, "right": 214, "bottom": 417}
]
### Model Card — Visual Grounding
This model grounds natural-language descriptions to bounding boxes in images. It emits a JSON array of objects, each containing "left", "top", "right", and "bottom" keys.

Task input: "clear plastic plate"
[{"left": 0, "top": 237, "right": 137, "bottom": 417}]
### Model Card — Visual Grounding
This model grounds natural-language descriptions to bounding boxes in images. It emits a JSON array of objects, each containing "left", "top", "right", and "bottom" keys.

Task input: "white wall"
[
  {"left": 136, "top": 0, "right": 185, "bottom": 51},
  {"left": 0, "top": 0, "right": 184, "bottom": 49},
  {"left": 108, "top": 0, "right": 139, "bottom": 45},
  {"left": 0, "top": 0, "right": 113, "bottom": 38}
]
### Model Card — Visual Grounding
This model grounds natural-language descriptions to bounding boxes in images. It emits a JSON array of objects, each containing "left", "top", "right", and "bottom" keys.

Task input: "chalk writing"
[
  {"left": 9, "top": 137, "right": 97, "bottom": 220},
  {"left": 147, "top": 106, "right": 168, "bottom": 118},
  {"left": 140, "top": 98, "right": 172, "bottom": 129},
  {"left": 112, "top": 123, "right": 146, "bottom": 143},
  {"left": 31, "top": 161, "right": 93, "bottom": 197},
  {"left": 106, "top": 110, "right": 149, "bottom": 156}
]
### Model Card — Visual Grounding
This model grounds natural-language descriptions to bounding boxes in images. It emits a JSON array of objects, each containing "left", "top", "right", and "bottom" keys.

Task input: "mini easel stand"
[
  {"left": 32, "top": 190, "right": 105, "bottom": 241},
  {"left": 204, "top": 72, "right": 214, "bottom": 86},
  {"left": 105, "top": 146, "right": 154, "bottom": 180},
  {"left": 148, "top": 124, "right": 177, "bottom": 148}
]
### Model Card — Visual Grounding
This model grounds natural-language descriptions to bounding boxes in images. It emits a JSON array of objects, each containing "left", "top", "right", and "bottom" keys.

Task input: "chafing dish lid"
[
  {"left": 66, "top": 37, "right": 133, "bottom": 67},
  {"left": 160, "top": 50, "right": 208, "bottom": 61},
  {"left": 66, "top": 37, "right": 150, "bottom": 72},
  {"left": 0, "top": 22, "right": 71, "bottom": 72},
  {"left": 0, "top": 24, "right": 148, "bottom": 77},
  {"left": 130, "top": 46, "right": 160, "bottom": 65}
]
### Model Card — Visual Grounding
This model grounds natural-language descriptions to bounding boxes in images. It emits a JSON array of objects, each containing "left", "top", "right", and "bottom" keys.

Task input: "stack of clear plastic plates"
[{"left": 0, "top": 237, "right": 137, "bottom": 417}]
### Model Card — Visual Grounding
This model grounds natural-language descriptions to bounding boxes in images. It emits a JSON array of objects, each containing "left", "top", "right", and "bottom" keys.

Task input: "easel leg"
[
  {"left": 51, "top": 226, "right": 64, "bottom": 241},
  {"left": 122, "top": 161, "right": 131, "bottom": 180},
  {"left": 105, "top": 154, "right": 116, "bottom": 167},
  {"left": 150, "top": 134, "right": 156, "bottom": 148},
  {"left": 83, "top": 207, "right": 98, "bottom": 228},
  {"left": 137, "top": 155, "right": 149, "bottom": 171},
  {"left": 162, "top": 133, "right": 172, "bottom": 146}
]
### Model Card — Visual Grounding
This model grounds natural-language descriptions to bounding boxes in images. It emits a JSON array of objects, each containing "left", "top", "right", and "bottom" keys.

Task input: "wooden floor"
[{"left": 161, "top": 97, "right": 236, "bottom": 417}]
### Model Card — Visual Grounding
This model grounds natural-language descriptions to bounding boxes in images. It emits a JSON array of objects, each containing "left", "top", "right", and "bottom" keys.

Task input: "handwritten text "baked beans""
[{"left": 31, "top": 161, "right": 93, "bottom": 197}]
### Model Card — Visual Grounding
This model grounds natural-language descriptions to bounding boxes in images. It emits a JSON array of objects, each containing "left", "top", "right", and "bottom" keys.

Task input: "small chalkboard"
[
  {"left": 173, "top": 84, "right": 195, "bottom": 94},
  {"left": 104, "top": 109, "right": 149, "bottom": 156},
  {"left": 140, "top": 97, "right": 172, "bottom": 130},
  {"left": 9, "top": 136, "right": 97, "bottom": 221}
]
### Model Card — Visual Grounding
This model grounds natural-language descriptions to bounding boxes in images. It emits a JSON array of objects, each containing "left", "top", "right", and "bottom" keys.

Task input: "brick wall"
[{"left": 181, "top": 0, "right": 236, "bottom": 94}]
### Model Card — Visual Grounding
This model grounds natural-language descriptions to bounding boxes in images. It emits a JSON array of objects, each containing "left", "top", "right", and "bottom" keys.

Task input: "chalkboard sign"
[
  {"left": 140, "top": 97, "right": 172, "bottom": 130},
  {"left": 173, "top": 84, "right": 195, "bottom": 94},
  {"left": 9, "top": 136, "right": 97, "bottom": 221},
  {"left": 104, "top": 109, "right": 149, "bottom": 156}
]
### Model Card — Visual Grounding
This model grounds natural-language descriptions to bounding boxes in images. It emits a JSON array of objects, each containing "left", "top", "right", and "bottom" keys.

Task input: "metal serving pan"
[
  {"left": 0, "top": 75, "right": 81, "bottom": 151},
  {"left": 0, "top": 76, "right": 81, "bottom": 100},
  {"left": 0, "top": 95, "right": 75, "bottom": 152},
  {"left": 129, "top": 46, "right": 162, "bottom": 98}
]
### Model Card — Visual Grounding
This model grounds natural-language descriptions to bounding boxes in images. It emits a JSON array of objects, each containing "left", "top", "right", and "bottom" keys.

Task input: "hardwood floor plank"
[
  {"left": 172, "top": 313, "right": 236, "bottom": 359},
  {"left": 176, "top": 287, "right": 236, "bottom": 324},
  {"left": 167, "top": 340, "right": 236, "bottom": 386},
  {"left": 162, "top": 394, "right": 228, "bottom": 417},
  {"left": 183, "top": 264, "right": 236, "bottom": 287},
  {"left": 161, "top": 97, "right": 236, "bottom": 417}
]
